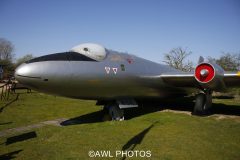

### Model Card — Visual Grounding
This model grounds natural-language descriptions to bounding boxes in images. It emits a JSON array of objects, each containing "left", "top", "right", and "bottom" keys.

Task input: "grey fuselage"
[{"left": 15, "top": 50, "right": 187, "bottom": 100}]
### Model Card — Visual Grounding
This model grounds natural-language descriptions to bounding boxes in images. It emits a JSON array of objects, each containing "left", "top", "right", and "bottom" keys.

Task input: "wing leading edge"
[
  {"left": 156, "top": 56, "right": 240, "bottom": 92},
  {"left": 160, "top": 73, "right": 197, "bottom": 88},
  {"left": 160, "top": 71, "right": 240, "bottom": 91}
]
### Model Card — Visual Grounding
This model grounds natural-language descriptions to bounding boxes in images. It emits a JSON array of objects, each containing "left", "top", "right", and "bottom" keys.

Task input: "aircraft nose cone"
[
  {"left": 15, "top": 63, "right": 31, "bottom": 77},
  {"left": 15, "top": 63, "right": 42, "bottom": 83},
  {"left": 14, "top": 63, "right": 35, "bottom": 84}
]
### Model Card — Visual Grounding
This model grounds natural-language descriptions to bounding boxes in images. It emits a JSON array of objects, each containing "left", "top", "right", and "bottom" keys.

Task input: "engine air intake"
[{"left": 195, "top": 63, "right": 215, "bottom": 83}]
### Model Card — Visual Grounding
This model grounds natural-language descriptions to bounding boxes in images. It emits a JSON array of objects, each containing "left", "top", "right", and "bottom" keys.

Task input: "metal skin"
[
  {"left": 15, "top": 50, "right": 188, "bottom": 100},
  {"left": 14, "top": 43, "right": 240, "bottom": 117}
]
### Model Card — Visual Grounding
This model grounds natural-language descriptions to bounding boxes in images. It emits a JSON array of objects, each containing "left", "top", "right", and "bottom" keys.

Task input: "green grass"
[{"left": 0, "top": 91, "right": 240, "bottom": 160}]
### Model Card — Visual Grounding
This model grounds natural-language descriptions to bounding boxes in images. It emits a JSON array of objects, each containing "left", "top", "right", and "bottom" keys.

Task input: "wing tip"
[{"left": 237, "top": 71, "right": 240, "bottom": 76}]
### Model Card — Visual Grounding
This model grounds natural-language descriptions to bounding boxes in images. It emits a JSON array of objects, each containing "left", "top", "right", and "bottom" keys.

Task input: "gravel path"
[{"left": 0, "top": 118, "right": 67, "bottom": 137}]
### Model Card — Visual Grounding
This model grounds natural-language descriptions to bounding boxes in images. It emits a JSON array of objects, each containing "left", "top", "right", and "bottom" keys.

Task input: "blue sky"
[{"left": 1, "top": 0, "right": 240, "bottom": 64}]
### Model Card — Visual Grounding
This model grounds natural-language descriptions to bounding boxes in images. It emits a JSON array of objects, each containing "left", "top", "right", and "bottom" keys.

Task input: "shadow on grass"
[
  {"left": 14, "top": 91, "right": 38, "bottom": 95},
  {"left": 121, "top": 122, "right": 157, "bottom": 160},
  {"left": 213, "top": 95, "right": 235, "bottom": 99},
  {"left": 124, "top": 97, "right": 195, "bottom": 119},
  {"left": 60, "top": 111, "right": 104, "bottom": 126},
  {"left": 60, "top": 97, "right": 193, "bottom": 126},
  {"left": 212, "top": 103, "right": 240, "bottom": 116},
  {"left": 0, "top": 122, "right": 12, "bottom": 125},
  {"left": 61, "top": 97, "right": 240, "bottom": 126},
  {"left": 122, "top": 122, "right": 157, "bottom": 150},
  {"left": 0, "top": 94, "right": 19, "bottom": 113},
  {"left": 4, "top": 131, "right": 37, "bottom": 146},
  {"left": 0, "top": 150, "right": 23, "bottom": 160}
]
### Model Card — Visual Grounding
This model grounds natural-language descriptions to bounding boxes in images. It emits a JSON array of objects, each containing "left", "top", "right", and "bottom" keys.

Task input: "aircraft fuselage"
[{"left": 15, "top": 50, "right": 186, "bottom": 100}]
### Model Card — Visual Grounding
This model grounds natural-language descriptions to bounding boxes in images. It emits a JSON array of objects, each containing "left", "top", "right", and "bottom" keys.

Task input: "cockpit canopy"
[
  {"left": 70, "top": 43, "right": 107, "bottom": 61},
  {"left": 26, "top": 43, "right": 107, "bottom": 64}
]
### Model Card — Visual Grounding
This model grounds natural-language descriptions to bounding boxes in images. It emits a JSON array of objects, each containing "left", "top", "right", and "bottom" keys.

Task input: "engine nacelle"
[{"left": 194, "top": 62, "right": 226, "bottom": 91}]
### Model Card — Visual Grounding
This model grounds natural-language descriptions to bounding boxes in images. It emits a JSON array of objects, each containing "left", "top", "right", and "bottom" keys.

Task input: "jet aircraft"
[{"left": 15, "top": 43, "right": 240, "bottom": 120}]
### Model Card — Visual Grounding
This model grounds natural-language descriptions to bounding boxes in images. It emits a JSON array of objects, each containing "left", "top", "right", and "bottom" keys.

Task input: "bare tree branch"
[
  {"left": 0, "top": 38, "right": 15, "bottom": 61},
  {"left": 163, "top": 47, "right": 193, "bottom": 72},
  {"left": 15, "top": 54, "right": 34, "bottom": 67}
]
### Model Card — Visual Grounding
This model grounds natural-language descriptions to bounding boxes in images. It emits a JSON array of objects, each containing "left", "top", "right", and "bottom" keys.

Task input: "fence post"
[
  {"left": 0, "top": 83, "right": 11, "bottom": 101},
  {"left": 0, "top": 85, "right": 3, "bottom": 100},
  {"left": 7, "top": 83, "right": 10, "bottom": 100}
]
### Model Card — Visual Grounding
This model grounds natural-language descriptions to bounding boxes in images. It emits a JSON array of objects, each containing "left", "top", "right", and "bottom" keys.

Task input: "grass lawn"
[{"left": 0, "top": 91, "right": 240, "bottom": 160}]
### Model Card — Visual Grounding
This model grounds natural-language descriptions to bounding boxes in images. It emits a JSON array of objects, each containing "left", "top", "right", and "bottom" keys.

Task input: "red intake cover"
[{"left": 195, "top": 63, "right": 215, "bottom": 83}]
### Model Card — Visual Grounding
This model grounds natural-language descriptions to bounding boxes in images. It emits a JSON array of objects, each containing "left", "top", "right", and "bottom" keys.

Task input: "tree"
[
  {"left": 0, "top": 60, "right": 15, "bottom": 79},
  {"left": 237, "top": 54, "right": 240, "bottom": 70},
  {"left": 163, "top": 47, "right": 193, "bottom": 72},
  {"left": 0, "top": 38, "right": 15, "bottom": 61},
  {"left": 207, "top": 52, "right": 240, "bottom": 71},
  {"left": 0, "top": 38, "right": 15, "bottom": 79},
  {"left": 15, "top": 54, "right": 34, "bottom": 67}
]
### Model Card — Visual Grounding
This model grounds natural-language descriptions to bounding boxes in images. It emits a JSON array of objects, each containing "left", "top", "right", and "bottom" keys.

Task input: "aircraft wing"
[
  {"left": 222, "top": 72, "right": 240, "bottom": 87},
  {"left": 159, "top": 63, "right": 240, "bottom": 91},
  {"left": 160, "top": 73, "right": 198, "bottom": 87}
]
